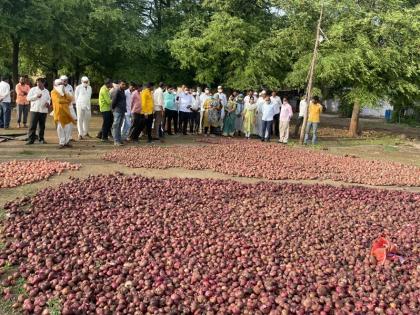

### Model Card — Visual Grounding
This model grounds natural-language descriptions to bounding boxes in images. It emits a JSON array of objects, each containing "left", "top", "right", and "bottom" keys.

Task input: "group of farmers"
[{"left": 0, "top": 76, "right": 323, "bottom": 147}]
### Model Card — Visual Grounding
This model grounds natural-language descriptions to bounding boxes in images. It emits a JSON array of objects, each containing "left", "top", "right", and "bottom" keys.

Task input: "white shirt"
[
  {"left": 125, "top": 89, "right": 132, "bottom": 114},
  {"left": 64, "top": 84, "right": 74, "bottom": 105},
  {"left": 217, "top": 92, "right": 227, "bottom": 106},
  {"left": 0, "top": 81, "right": 11, "bottom": 103},
  {"left": 270, "top": 96, "right": 282, "bottom": 115},
  {"left": 200, "top": 93, "right": 210, "bottom": 111},
  {"left": 75, "top": 84, "right": 92, "bottom": 110},
  {"left": 27, "top": 87, "right": 51, "bottom": 113},
  {"left": 153, "top": 87, "right": 164, "bottom": 111},
  {"left": 178, "top": 92, "right": 193, "bottom": 112},
  {"left": 298, "top": 99, "right": 308, "bottom": 117},
  {"left": 262, "top": 102, "right": 275, "bottom": 121},
  {"left": 256, "top": 97, "right": 265, "bottom": 114},
  {"left": 191, "top": 96, "right": 200, "bottom": 111}
]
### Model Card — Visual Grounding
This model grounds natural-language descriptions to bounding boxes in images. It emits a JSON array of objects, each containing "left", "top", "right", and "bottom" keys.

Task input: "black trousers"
[
  {"left": 272, "top": 113, "right": 280, "bottom": 137},
  {"left": 190, "top": 111, "right": 200, "bottom": 133},
  {"left": 141, "top": 114, "right": 153, "bottom": 142},
  {"left": 128, "top": 113, "right": 142, "bottom": 141},
  {"left": 294, "top": 116, "right": 304, "bottom": 137},
  {"left": 17, "top": 104, "right": 30, "bottom": 125},
  {"left": 100, "top": 111, "right": 113, "bottom": 140},
  {"left": 179, "top": 111, "right": 191, "bottom": 135},
  {"left": 27, "top": 112, "right": 47, "bottom": 142},
  {"left": 165, "top": 109, "right": 178, "bottom": 134}
]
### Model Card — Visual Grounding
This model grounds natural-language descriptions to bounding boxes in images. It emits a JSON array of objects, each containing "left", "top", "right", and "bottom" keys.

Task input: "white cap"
[
  {"left": 260, "top": 90, "right": 267, "bottom": 95},
  {"left": 217, "top": 85, "right": 223, "bottom": 90},
  {"left": 81, "top": 76, "right": 89, "bottom": 83},
  {"left": 54, "top": 79, "right": 62, "bottom": 86},
  {"left": 60, "top": 75, "right": 68, "bottom": 81}
]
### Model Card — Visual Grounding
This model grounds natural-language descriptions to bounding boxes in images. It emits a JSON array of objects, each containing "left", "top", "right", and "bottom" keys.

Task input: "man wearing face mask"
[
  {"left": 199, "top": 87, "right": 211, "bottom": 134},
  {"left": 164, "top": 86, "right": 177, "bottom": 135},
  {"left": 60, "top": 75, "right": 76, "bottom": 117},
  {"left": 51, "top": 79, "right": 75, "bottom": 148},
  {"left": 215, "top": 86, "right": 227, "bottom": 128},
  {"left": 111, "top": 80, "right": 127, "bottom": 146},
  {"left": 26, "top": 78, "right": 50, "bottom": 145},
  {"left": 178, "top": 87, "right": 193, "bottom": 135},
  {"left": 75, "top": 76, "right": 92, "bottom": 140}
]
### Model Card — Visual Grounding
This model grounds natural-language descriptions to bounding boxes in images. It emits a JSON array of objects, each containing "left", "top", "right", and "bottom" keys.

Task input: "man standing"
[
  {"left": 121, "top": 83, "right": 132, "bottom": 141},
  {"left": 304, "top": 96, "right": 323, "bottom": 145},
  {"left": 234, "top": 93, "right": 244, "bottom": 136},
  {"left": 128, "top": 83, "right": 142, "bottom": 142},
  {"left": 60, "top": 75, "right": 75, "bottom": 117},
  {"left": 75, "top": 76, "right": 92, "bottom": 140},
  {"left": 153, "top": 82, "right": 164, "bottom": 139},
  {"left": 256, "top": 90, "right": 266, "bottom": 138},
  {"left": 26, "top": 78, "right": 50, "bottom": 145},
  {"left": 140, "top": 82, "right": 154, "bottom": 143},
  {"left": 0, "top": 76, "right": 11, "bottom": 129},
  {"left": 199, "top": 87, "right": 211, "bottom": 134},
  {"left": 98, "top": 79, "right": 113, "bottom": 142},
  {"left": 15, "top": 76, "right": 31, "bottom": 128},
  {"left": 295, "top": 96, "right": 308, "bottom": 138},
  {"left": 111, "top": 80, "right": 127, "bottom": 146},
  {"left": 51, "top": 79, "right": 75, "bottom": 148},
  {"left": 270, "top": 91, "right": 282, "bottom": 137},
  {"left": 178, "top": 86, "right": 193, "bottom": 135},
  {"left": 164, "top": 86, "right": 177, "bottom": 135},
  {"left": 216, "top": 85, "right": 227, "bottom": 129}
]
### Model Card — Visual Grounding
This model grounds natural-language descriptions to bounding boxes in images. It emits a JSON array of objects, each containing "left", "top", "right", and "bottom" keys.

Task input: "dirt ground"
[
  {"left": 1, "top": 113, "right": 419, "bottom": 206},
  {"left": 0, "top": 112, "right": 419, "bottom": 314}
]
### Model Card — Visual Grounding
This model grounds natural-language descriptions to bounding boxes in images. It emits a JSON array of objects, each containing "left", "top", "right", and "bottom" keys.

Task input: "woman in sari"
[
  {"left": 242, "top": 96, "right": 257, "bottom": 139},
  {"left": 222, "top": 95, "right": 237, "bottom": 137}
]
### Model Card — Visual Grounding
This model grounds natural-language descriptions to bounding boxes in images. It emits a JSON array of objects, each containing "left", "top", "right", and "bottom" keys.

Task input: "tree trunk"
[
  {"left": 11, "top": 35, "right": 20, "bottom": 87},
  {"left": 348, "top": 101, "right": 362, "bottom": 137}
]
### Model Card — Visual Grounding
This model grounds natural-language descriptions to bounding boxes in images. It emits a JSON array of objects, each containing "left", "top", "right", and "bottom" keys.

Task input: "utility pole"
[{"left": 300, "top": 5, "right": 324, "bottom": 144}]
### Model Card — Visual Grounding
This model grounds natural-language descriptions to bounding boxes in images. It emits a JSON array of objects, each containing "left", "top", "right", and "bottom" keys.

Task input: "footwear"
[
  {"left": 25, "top": 141, "right": 34, "bottom": 145},
  {"left": 58, "top": 145, "right": 65, "bottom": 149},
  {"left": 114, "top": 142, "right": 124, "bottom": 146},
  {"left": 17, "top": 123, "right": 21, "bottom": 128},
  {"left": 78, "top": 135, "right": 83, "bottom": 140},
  {"left": 24, "top": 124, "right": 27, "bottom": 128},
  {"left": 65, "top": 143, "right": 73, "bottom": 148},
  {"left": 39, "top": 139, "right": 47, "bottom": 144},
  {"left": 85, "top": 133, "right": 92, "bottom": 138},
  {"left": 101, "top": 139, "right": 108, "bottom": 142}
]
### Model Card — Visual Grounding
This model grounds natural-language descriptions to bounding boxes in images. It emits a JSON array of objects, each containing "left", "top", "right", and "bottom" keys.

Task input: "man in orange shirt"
[
  {"left": 51, "top": 79, "right": 75, "bottom": 148},
  {"left": 15, "top": 76, "right": 31, "bottom": 128}
]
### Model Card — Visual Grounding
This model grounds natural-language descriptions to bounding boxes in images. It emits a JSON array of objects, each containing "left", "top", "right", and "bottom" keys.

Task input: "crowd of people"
[{"left": 0, "top": 75, "right": 324, "bottom": 148}]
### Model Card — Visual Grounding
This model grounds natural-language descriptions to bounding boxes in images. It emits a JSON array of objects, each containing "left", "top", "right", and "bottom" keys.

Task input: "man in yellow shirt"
[
  {"left": 304, "top": 96, "right": 323, "bottom": 145},
  {"left": 140, "top": 82, "right": 154, "bottom": 143}
]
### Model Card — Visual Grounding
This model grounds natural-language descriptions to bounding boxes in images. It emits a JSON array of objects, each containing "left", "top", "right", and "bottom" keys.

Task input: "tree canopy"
[{"left": 0, "top": 0, "right": 418, "bottom": 116}]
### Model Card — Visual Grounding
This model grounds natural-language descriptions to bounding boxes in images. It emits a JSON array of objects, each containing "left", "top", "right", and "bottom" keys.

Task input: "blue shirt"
[{"left": 164, "top": 91, "right": 176, "bottom": 110}]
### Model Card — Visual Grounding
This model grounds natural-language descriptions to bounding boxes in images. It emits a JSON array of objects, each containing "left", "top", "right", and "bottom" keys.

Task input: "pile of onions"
[
  {"left": 1, "top": 175, "right": 419, "bottom": 314},
  {"left": 0, "top": 160, "right": 80, "bottom": 189},
  {"left": 103, "top": 141, "right": 420, "bottom": 186}
]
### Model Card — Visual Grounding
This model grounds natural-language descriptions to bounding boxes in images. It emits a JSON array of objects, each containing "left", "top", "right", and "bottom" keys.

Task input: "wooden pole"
[{"left": 299, "top": 5, "right": 323, "bottom": 144}]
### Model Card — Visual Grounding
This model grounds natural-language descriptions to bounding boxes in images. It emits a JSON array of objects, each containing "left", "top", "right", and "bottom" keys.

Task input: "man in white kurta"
[
  {"left": 153, "top": 83, "right": 164, "bottom": 139},
  {"left": 199, "top": 88, "right": 211, "bottom": 133},
  {"left": 75, "top": 76, "right": 92, "bottom": 139},
  {"left": 255, "top": 91, "right": 266, "bottom": 137}
]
